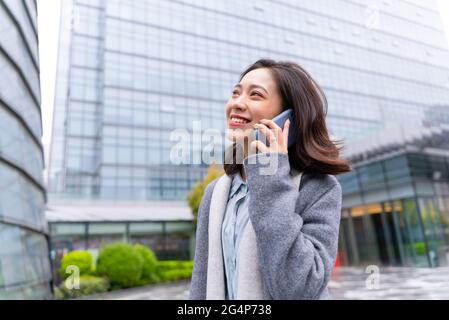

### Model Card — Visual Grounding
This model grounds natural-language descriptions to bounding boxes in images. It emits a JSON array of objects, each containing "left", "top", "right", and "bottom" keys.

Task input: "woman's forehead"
[{"left": 240, "top": 68, "right": 276, "bottom": 91}]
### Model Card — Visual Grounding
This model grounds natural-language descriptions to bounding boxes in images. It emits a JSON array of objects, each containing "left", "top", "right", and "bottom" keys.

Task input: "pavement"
[
  {"left": 80, "top": 267, "right": 449, "bottom": 300},
  {"left": 328, "top": 266, "right": 449, "bottom": 300},
  {"left": 80, "top": 279, "right": 191, "bottom": 300}
]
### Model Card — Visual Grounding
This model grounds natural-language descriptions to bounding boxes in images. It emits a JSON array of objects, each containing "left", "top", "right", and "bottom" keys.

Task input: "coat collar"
[{"left": 206, "top": 169, "right": 302, "bottom": 299}]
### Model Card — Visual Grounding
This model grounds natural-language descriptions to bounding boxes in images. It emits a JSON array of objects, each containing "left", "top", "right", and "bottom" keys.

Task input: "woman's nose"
[
  {"left": 231, "top": 97, "right": 248, "bottom": 110},
  {"left": 230, "top": 103, "right": 247, "bottom": 114}
]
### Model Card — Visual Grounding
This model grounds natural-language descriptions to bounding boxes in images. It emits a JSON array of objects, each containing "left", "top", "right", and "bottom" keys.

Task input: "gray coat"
[{"left": 189, "top": 153, "right": 342, "bottom": 300}]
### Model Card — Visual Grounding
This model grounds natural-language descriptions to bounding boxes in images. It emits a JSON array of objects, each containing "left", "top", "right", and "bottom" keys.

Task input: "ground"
[{"left": 81, "top": 267, "right": 449, "bottom": 300}]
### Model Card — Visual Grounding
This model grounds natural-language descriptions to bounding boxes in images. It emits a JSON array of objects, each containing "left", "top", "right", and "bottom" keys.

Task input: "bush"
[
  {"left": 134, "top": 244, "right": 159, "bottom": 284},
  {"left": 156, "top": 260, "right": 193, "bottom": 282},
  {"left": 59, "top": 250, "right": 93, "bottom": 279},
  {"left": 157, "top": 260, "right": 193, "bottom": 270},
  {"left": 415, "top": 242, "right": 427, "bottom": 255},
  {"left": 187, "top": 163, "right": 223, "bottom": 224},
  {"left": 96, "top": 242, "right": 143, "bottom": 288},
  {"left": 57, "top": 275, "right": 109, "bottom": 299},
  {"left": 158, "top": 269, "right": 193, "bottom": 282}
]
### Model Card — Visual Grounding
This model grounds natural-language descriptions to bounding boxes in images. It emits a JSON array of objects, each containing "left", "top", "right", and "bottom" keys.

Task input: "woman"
[{"left": 189, "top": 59, "right": 351, "bottom": 300}]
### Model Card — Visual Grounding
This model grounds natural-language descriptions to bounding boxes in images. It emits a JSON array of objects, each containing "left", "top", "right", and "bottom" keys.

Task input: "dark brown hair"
[{"left": 224, "top": 58, "right": 351, "bottom": 176}]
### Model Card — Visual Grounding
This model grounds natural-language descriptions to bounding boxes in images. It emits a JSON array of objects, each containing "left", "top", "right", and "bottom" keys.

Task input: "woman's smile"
[{"left": 228, "top": 113, "right": 252, "bottom": 129}]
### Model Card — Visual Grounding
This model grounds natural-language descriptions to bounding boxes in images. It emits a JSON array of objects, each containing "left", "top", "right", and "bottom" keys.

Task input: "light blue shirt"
[{"left": 221, "top": 172, "right": 250, "bottom": 300}]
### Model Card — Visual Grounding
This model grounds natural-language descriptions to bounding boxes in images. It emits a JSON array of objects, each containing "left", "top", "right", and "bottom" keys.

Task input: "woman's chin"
[{"left": 226, "top": 130, "right": 254, "bottom": 143}]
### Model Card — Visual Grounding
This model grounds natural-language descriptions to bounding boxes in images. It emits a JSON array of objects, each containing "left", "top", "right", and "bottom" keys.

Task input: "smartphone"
[{"left": 254, "top": 109, "right": 297, "bottom": 148}]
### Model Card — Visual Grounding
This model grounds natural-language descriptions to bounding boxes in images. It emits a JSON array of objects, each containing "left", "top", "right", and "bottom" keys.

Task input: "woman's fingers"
[
  {"left": 251, "top": 118, "right": 290, "bottom": 154},
  {"left": 254, "top": 123, "right": 276, "bottom": 144},
  {"left": 260, "top": 119, "right": 282, "bottom": 135},
  {"left": 260, "top": 119, "right": 285, "bottom": 150}
]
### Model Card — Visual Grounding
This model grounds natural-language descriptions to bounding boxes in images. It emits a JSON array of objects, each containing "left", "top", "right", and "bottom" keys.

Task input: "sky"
[
  {"left": 36, "top": 0, "right": 449, "bottom": 168},
  {"left": 37, "top": 0, "right": 61, "bottom": 170}
]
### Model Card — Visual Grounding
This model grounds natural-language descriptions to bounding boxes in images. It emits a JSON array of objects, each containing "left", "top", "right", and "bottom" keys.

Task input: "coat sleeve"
[
  {"left": 243, "top": 152, "right": 342, "bottom": 299},
  {"left": 189, "top": 179, "right": 218, "bottom": 300}
]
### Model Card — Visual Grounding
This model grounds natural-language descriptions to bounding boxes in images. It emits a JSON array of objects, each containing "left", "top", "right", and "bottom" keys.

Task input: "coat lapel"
[
  {"left": 236, "top": 170, "right": 302, "bottom": 299},
  {"left": 206, "top": 170, "right": 302, "bottom": 300},
  {"left": 206, "top": 174, "right": 232, "bottom": 299}
]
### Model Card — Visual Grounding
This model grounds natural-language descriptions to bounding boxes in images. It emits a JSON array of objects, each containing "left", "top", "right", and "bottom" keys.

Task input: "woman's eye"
[
  {"left": 232, "top": 90, "right": 239, "bottom": 95},
  {"left": 251, "top": 92, "right": 262, "bottom": 97}
]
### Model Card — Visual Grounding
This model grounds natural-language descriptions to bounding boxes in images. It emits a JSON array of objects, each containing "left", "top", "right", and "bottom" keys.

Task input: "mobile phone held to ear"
[{"left": 254, "top": 109, "right": 297, "bottom": 148}]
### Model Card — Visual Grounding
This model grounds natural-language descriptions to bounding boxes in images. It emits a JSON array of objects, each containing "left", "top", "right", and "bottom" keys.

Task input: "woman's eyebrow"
[{"left": 234, "top": 83, "right": 268, "bottom": 94}]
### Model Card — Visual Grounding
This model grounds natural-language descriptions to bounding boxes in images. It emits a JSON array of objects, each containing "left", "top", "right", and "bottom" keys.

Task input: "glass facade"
[
  {"left": 48, "top": 0, "right": 449, "bottom": 202},
  {"left": 0, "top": 0, "right": 52, "bottom": 298},
  {"left": 337, "top": 152, "right": 449, "bottom": 267}
]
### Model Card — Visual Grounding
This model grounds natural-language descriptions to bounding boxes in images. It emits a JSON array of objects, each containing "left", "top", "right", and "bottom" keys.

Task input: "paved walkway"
[
  {"left": 81, "top": 267, "right": 449, "bottom": 300},
  {"left": 328, "top": 267, "right": 449, "bottom": 299},
  {"left": 81, "top": 279, "right": 191, "bottom": 300}
]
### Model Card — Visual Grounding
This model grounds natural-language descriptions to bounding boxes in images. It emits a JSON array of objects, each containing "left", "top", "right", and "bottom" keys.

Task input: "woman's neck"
[{"left": 240, "top": 167, "right": 247, "bottom": 182}]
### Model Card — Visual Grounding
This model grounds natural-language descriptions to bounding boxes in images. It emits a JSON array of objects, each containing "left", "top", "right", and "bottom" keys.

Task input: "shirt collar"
[{"left": 229, "top": 172, "right": 247, "bottom": 198}]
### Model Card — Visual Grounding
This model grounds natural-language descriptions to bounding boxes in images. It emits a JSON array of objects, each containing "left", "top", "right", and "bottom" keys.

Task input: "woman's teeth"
[{"left": 231, "top": 117, "right": 249, "bottom": 124}]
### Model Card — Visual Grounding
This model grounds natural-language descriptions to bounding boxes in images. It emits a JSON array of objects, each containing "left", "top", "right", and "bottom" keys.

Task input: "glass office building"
[
  {"left": 48, "top": 1, "right": 449, "bottom": 267},
  {"left": 0, "top": 0, "right": 52, "bottom": 298},
  {"left": 337, "top": 125, "right": 449, "bottom": 267},
  {"left": 48, "top": 0, "right": 449, "bottom": 201}
]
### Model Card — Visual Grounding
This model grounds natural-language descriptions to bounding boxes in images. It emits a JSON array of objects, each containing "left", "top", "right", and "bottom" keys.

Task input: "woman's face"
[{"left": 225, "top": 68, "right": 283, "bottom": 142}]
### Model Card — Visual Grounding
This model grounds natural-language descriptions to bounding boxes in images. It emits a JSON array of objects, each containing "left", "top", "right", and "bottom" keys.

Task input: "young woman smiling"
[{"left": 190, "top": 59, "right": 351, "bottom": 300}]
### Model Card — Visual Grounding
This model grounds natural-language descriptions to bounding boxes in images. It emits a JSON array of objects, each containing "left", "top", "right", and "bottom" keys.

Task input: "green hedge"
[
  {"left": 96, "top": 242, "right": 143, "bottom": 288},
  {"left": 134, "top": 244, "right": 160, "bottom": 285},
  {"left": 414, "top": 242, "right": 427, "bottom": 255},
  {"left": 54, "top": 243, "right": 194, "bottom": 299},
  {"left": 56, "top": 275, "right": 109, "bottom": 299},
  {"left": 59, "top": 250, "right": 93, "bottom": 279},
  {"left": 156, "top": 260, "right": 193, "bottom": 282}
]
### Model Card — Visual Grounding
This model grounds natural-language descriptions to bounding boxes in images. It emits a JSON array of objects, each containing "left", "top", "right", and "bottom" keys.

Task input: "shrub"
[
  {"left": 134, "top": 244, "right": 159, "bottom": 284},
  {"left": 415, "top": 242, "right": 427, "bottom": 255},
  {"left": 157, "top": 260, "right": 193, "bottom": 270},
  {"left": 59, "top": 250, "right": 93, "bottom": 279},
  {"left": 156, "top": 260, "right": 193, "bottom": 282},
  {"left": 187, "top": 163, "right": 223, "bottom": 224},
  {"left": 57, "top": 275, "right": 109, "bottom": 299},
  {"left": 159, "top": 269, "right": 193, "bottom": 282},
  {"left": 96, "top": 242, "right": 143, "bottom": 288}
]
